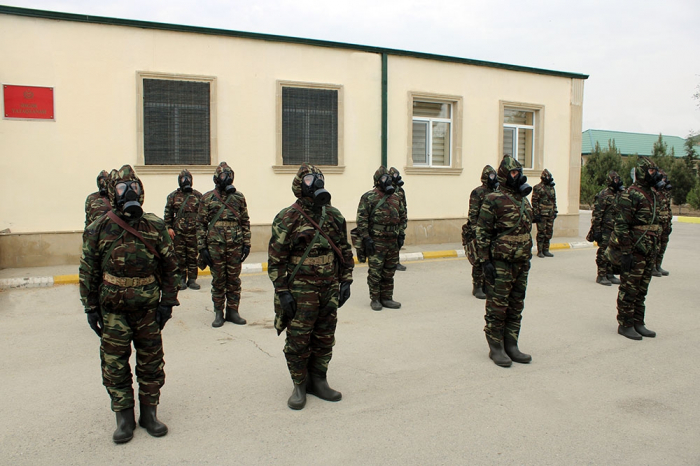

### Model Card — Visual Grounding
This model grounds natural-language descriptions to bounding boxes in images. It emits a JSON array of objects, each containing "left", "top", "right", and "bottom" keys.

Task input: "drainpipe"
[{"left": 381, "top": 52, "right": 388, "bottom": 168}]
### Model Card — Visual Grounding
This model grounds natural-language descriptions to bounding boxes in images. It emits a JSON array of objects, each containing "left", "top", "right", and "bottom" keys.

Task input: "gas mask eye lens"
[
  {"left": 115, "top": 183, "right": 127, "bottom": 196},
  {"left": 303, "top": 174, "right": 315, "bottom": 186}
]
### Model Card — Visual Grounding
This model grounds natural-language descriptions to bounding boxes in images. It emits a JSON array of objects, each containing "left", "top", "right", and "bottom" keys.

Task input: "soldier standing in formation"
[
  {"left": 476, "top": 155, "right": 533, "bottom": 367},
  {"left": 588, "top": 171, "right": 624, "bottom": 286},
  {"left": 84, "top": 170, "right": 112, "bottom": 228},
  {"left": 197, "top": 162, "right": 251, "bottom": 328},
  {"left": 531, "top": 169, "right": 558, "bottom": 258},
  {"left": 653, "top": 170, "right": 672, "bottom": 277},
  {"left": 268, "top": 163, "right": 354, "bottom": 410},
  {"left": 389, "top": 167, "right": 408, "bottom": 272},
  {"left": 462, "top": 165, "right": 499, "bottom": 300},
  {"left": 356, "top": 166, "right": 406, "bottom": 311},
  {"left": 164, "top": 170, "right": 203, "bottom": 290},
  {"left": 79, "top": 165, "right": 179, "bottom": 444},
  {"left": 607, "top": 156, "right": 663, "bottom": 340}
]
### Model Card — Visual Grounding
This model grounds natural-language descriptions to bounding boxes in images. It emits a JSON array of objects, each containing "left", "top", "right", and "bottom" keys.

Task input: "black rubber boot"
[
  {"left": 618, "top": 325, "right": 643, "bottom": 340},
  {"left": 138, "top": 404, "right": 168, "bottom": 437},
  {"left": 543, "top": 248, "right": 554, "bottom": 257},
  {"left": 537, "top": 250, "right": 545, "bottom": 258},
  {"left": 607, "top": 274, "right": 621, "bottom": 285},
  {"left": 225, "top": 309, "right": 247, "bottom": 325},
  {"left": 504, "top": 333, "right": 532, "bottom": 364},
  {"left": 651, "top": 267, "right": 662, "bottom": 277},
  {"left": 212, "top": 309, "right": 225, "bottom": 328},
  {"left": 380, "top": 299, "right": 401, "bottom": 309},
  {"left": 395, "top": 262, "right": 407, "bottom": 271},
  {"left": 287, "top": 381, "right": 307, "bottom": 410},
  {"left": 187, "top": 279, "right": 201, "bottom": 290},
  {"left": 472, "top": 285, "right": 486, "bottom": 300},
  {"left": 596, "top": 275, "right": 612, "bottom": 286},
  {"left": 112, "top": 408, "right": 136, "bottom": 444},
  {"left": 657, "top": 266, "right": 669, "bottom": 276},
  {"left": 307, "top": 374, "right": 342, "bottom": 402},
  {"left": 634, "top": 323, "right": 656, "bottom": 338},
  {"left": 486, "top": 336, "right": 512, "bottom": 367},
  {"left": 179, "top": 277, "right": 188, "bottom": 290},
  {"left": 370, "top": 300, "right": 382, "bottom": 311}
]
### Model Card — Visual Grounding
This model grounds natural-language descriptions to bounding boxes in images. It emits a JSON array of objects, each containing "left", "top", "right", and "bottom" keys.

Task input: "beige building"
[{"left": 0, "top": 6, "right": 588, "bottom": 268}]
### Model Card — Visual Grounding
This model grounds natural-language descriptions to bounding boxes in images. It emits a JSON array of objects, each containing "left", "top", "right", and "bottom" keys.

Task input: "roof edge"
[{"left": 0, "top": 5, "right": 589, "bottom": 80}]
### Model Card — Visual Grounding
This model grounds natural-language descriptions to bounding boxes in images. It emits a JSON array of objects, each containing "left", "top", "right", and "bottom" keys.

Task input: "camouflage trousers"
[
  {"left": 536, "top": 217, "right": 555, "bottom": 250},
  {"left": 100, "top": 307, "right": 164, "bottom": 412},
  {"left": 617, "top": 250, "right": 655, "bottom": 327},
  {"left": 367, "top": 239, "right": 399, "bottom": 300},
  {"left": 471, "top": 264, "right": 484, "bottom": 288},
  {"left": 174, "top": 228, "right": 198, "bottom": 281},
  {"left": 209, "top": 240, "right": 244, "bottom": 312},
  {"left": 655, "top": 221, "right": 672, "bottom": 268},
  {"left": 483, "top": 260, "right": 530, "bottom": 343},
  {"left": 595, "top": 230, "right": 613, "bottom": 277},
  {"left": 284, "top": 280, "right": 339, "bottom": 385}
]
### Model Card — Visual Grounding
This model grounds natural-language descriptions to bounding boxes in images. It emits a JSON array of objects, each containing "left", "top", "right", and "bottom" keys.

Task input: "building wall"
[{"left": 0, "top": 13, "right": 583, "bottom": 268}]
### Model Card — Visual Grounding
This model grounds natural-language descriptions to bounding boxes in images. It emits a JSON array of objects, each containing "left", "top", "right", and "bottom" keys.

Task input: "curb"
[
  {"left": 0, "top": 242, "right": 596, "bottom": 290},
  {"left": 675, "top": 215, "right": 700, "bottom": 224}
]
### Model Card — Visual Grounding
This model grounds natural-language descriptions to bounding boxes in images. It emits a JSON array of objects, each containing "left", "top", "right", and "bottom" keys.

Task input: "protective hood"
[
  {"left": 497, "top": 155, "right": 523, "bottom": 186},
  {"left": 481, "top": 165, "right": 497, "bottom": 186},
  {"left": 498, "top": 155, "right": 531, "bottom": 196},
  {"left": 292, "top": 162, "right": 324, "bottom": 199},
  {"left": 112, "top": 165, "right": 145, "bottom": 217},
  {"left": 213, "top": 162, "right": 235, "bottom": 193},
  {"left": 107, "top": 169, "right": 119, "bottom": 207},
  {"left": 96, "top": 170, "right": 109, "bottom": 194},
  {"left": 179, "top": 169, "right": 193, "bottom": 191},
  {"left": 389, "top": 167, "right": 404, "bottom": 187},
  {"left": 635, "top": 156, "right": 660, "bottom": 188},
  {"left": 541, "top": 169, "right": 551, "bottom": 180},
  {"left": 373, "top": 166, "right": 389, "bottom": 186}
]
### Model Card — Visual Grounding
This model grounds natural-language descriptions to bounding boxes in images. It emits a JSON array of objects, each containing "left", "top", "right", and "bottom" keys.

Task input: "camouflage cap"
[
  {"left": 112, "top": 164, "right": 145, "bottom": 208},
  {"left": 292, "top": 162, "right": 324, "bottom": 198},
  {"left": 480, "top": 165, "right": 496, "bottom": 185},
  {"left": 497, "top": 155, "right": 522, "bottom": 185},
  {"left": 373, "top": 166, "right": 389, "bottom": 186},
  {"left": 541, "top": 168, "right": 552, "bottom": 180}
]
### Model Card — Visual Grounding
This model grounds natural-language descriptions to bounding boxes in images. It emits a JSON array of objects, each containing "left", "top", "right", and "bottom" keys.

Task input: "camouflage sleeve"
[
  {"left": 467, "top": 188, "right": 481, "bottom": 231},
  {"left": 196, "top": 194, "right": 210, "bottom": 251},
  {"left": 399, "top": 191, "right": 407, "bottom": 235},
  {"left": 356, "top": 192, "right": 372, "bottom": 239},
  {"left": 592, "top": 192, "right": 605, "bottom": 232},
  {"left": 475, "top": 197, "right": 496, "bottom": 263},
  {"left": 613, "top": 191, "right": 637, "bottom": 254},
  {"left": 84, "top": 196, "right": 92, "bottom": 229},
  {"left": 163, "top": 192, "right": 175, "bottom": 230},
  {"left": 531, "top": 186, "right": 541, "bottom": 215},
  {"left": 153, "top": 218, "right": 180, "bottom": 306},
  {"left": 552, "top": 187, "right": 558, "bottom": 216},
  {"left": 268, "top": 209, "right": 293, "bottom": 292},
  {"left": 79, "top": 222, "right": 103, "bottom": 312},
  {"left": 331, "top": 210, "right": 354, "bottom": 283},
  {"left": 237, "top": 193, "right": 251, "bottom": 247}
]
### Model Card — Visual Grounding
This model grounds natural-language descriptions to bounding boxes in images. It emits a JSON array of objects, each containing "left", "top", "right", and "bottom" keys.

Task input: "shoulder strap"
[
  {"left": 291, "top": 202, "right": 347, "bottom": 265},
  {"left": 106, "top": 211, "right": 161, "bottom": 260},
  {"left": 176, "top": 194, "right": 192, "bottom": 219},
  {"left": 628, "top": 186, "right": 657, "bottom": 225},
  {"left": 287, "top": 209, "right": 327, "bottom": 285},
  {"left": 213, "top": 190, "right": 242, "bottom": 221},
  {"left": 497, "top": 192, "right": 528, "bottom": 238},
  {"left": 101, "top": 229, "right": 126, "bottom": 270},
  {"left": 368, "top": 192, "right": 388, "bottom": 230}
]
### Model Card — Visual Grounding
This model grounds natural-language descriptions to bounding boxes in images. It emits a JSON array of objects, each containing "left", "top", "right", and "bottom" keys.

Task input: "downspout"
[{"left": 381, "top": 52, "right": 388, "bottom": 168}]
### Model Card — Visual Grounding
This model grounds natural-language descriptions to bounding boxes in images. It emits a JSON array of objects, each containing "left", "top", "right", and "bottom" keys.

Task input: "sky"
[{"left": 4, "top": 0, "right": 700, "bottom": 139}]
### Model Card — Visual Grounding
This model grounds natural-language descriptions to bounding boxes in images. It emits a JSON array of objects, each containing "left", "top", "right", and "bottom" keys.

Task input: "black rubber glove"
[
  {"left": 338, "top": 281, "right": 352, "bottom": 308},
  {"left": 199, "top": 248, "right": 214, "bottom": 268},
  {"left": 397, "top": 234, "right": 405, "bottom": 249},
  {"left": 482, "top": 261, "right": 498, "bottom": 285},
  {"left": 621, "top": 254, "right": 633, "bottom": 274},
  {"left": 363, "top": 237, "right": 376, "bottom": 257},
  {"left": 593, "top": 231, "right": 603, "bottom": 243},
  {"left": 86, "top": 309, "right": 103, "bottom": 337},
  {"left": 533, "top": 214, "right": 542, "bottom": 223},
  {"left": 156, "top": 304, "right": 173, "bottom": 330},
  {"left": 241, "top": 245, "right": 251, "bottom": 262},
  {"left": 278, "top": 291, "right": 296, "bottom": 320}
]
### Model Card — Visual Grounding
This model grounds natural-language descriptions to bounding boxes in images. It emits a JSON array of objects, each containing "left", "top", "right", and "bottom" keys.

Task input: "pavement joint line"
[{"left": 0, "top": 242, "right": 601, "bottom": 289}]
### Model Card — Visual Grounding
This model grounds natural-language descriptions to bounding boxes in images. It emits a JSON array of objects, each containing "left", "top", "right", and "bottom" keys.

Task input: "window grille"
[{"left": 282, "top": 87, "right": 338, "bottom": 166}]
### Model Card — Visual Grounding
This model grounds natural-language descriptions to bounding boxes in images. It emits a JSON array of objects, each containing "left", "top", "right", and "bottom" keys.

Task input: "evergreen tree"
[{"left": 580, "top": 140, "right": 623, "bottom": 206}]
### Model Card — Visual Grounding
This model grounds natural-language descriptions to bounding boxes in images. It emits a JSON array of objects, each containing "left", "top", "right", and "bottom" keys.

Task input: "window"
[
  {"left": 136, "top": 72, "right": 217, "bottom": 173},
  {"left": 499, "top": 102, "right": 543, "bottom": 172},
  {"left": 412, "top": 101, "right": 452, "bottom": 167},
  {"left": 282, "top": 86, "right": 338, "bottom": 165}
]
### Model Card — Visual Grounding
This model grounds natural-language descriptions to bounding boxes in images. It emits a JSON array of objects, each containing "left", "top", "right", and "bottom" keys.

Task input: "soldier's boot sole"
[
  {"left": 187, "top": 280, "right": 201, "bottom": 290},
  {"left": 606, "top": 274, "right": 621, "bottom": 285},
  {"left": 212, "top": 310, "right": 225, "bottom": 328},
  {"left": 138, "top": 404, "right": 168, "bottom": 437},
  {"left": 634, "top": 323, "right": 656, "bottom": 338},
  {"left": 307, "top": 375, "right": 342, "bottom": 402},
  {"left": 618, "top": 325, "right": 643, "bottom": 341},
  {"left": 225, "top": 310, "right": 247, "bottom": 325},
  {"left": 486, "top": 338, "right": 512, "bottom": 367},
  {"left": 504, "top": 337, "right": 532, "bottom": 364},
  {"left": 287, "top": 382, "right": 307, "bottom": 410},
  {"left": 370, "top": 300, "right": 383, "bottom": 311},
  {"left": 380, "top": 299, "right": 401, "bottom": 309},
  {"left": 112, "top": 408, "right": 136, "bottom": 444},
  {"left": 596, "top": 276, "right": 612, "bottom": 286}
]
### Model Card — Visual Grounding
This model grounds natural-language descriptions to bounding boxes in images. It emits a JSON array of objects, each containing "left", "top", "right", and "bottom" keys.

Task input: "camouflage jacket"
[
  {"left": 611, "top": 182, "right": 661, "bottom": 256},
  {"left": 79, "top": 212, "right": 180, "bottom": 313},
  {"left": 531, "top": 182, "right": 557, "bottom": 217},
  {"left": 592, "top": 187, "right": 619, "bottom": 233},
  {"left": 356, "top": 188, "right": 407, "bottom": 240},
  {"left": 395, "top": 186, "right": 408, "bottom": 232},
  {"left": 164, "top": 188, "right": 202, "bottom": 234},
  {"left": 84, "top": 192, "right": 112, "bottom": 228},
  {"left": 476, "top": 186, "right": 534, "bottom": 263},
  {"left": 268, "top": 198, "right": 354, "bottom": 292},
  {"left": 196, "top": 188, "right": 251, "bottom": 250},
  {"left": 654, "top": 189, "right": 672, "bottom": 224}
]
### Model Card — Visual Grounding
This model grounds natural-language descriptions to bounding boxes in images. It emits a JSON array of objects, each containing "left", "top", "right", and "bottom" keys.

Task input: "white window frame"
[{"left": 499, "top": 101, "right": 544, "bottom": 174}]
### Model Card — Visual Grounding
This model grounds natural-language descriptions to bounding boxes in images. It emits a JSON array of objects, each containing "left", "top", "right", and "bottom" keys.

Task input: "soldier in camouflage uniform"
[
  {"left": 356, "top": 166, "right": 406, "bottom": 311},
  {"left": 588, "top": 171, "right": 624, "bottom": 286},
  {"left": 268, "top": 163, "right": 354, "bottom": 410},
  {"left": 462, "top": 165, "right": 499, "bottom": 300},
  {"left": 389, "top": 167, "right": 408, "bottom": 272},
  {"left": 476, "top": 155, "right": 533, "bottom": 367},
  {"left": 197, "top": 162, "right": 251, "bottom": 328},
  {"left": 84, "top": 170, "right": 112, "bottom": 228},
  {"left": 531, "top": 169, "right": 558, "bottom": 258},
  {"left": 606, "top": 156, "right": 663, "bottom": 340},
  {"left": 653, "top": 170, "right": 672, "bottom": 277},
  {"left": 79, "top": 165, "right": 179, "bottom": 444},
  {"left": 164, "top": 170, "right": 203, "bottom": 290}
]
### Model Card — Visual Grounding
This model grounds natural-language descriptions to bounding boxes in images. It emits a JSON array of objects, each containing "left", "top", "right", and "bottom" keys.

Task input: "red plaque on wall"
[{"left": 3, "top": 85, "right": 55, "bottom": 120}]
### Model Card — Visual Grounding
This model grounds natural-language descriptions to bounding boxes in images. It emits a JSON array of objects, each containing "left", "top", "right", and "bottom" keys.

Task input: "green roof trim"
[
  {"left": 0, "top": 5, "right": 589, "bottom": 80},
  {"left": 582, "top": 129, "right": 688, "bottom": 158}
]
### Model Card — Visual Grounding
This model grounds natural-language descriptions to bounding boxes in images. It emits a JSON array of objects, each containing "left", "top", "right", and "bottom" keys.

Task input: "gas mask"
[
  {"left": 301, "top": 173, "right": 331, "bottom": 206},
  {"left": 487, "top": 172, "right": 499, "bottom": 190},
  {"left": 644, "top": 168, "right": 664, "bottom": 190},
  {"left": 391, "top": 171, "right": 405, "bottom": 188},
  {"left": 216, "top": 171, "right": 236, "bottom": 194},
  {"left": 507, "top": 169, "right": 532, "bottom": 196},
  {"left": 663, "top": 177, "right": 672, "bottom": 191},
  {"left": 378, "top": 174, "right": 395, "bottom": 195},
  {"left": 545, "top": 176, "right": 555, "bottom": 187},
  {"left": 609, "top": 176, "right": 623, "bottom": 192},
  {"left": 179, "top": 175, "right": 193, "bottom": 193},
  {"left": 115, "top": 180, "right": 143, "bottom": 219}
]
